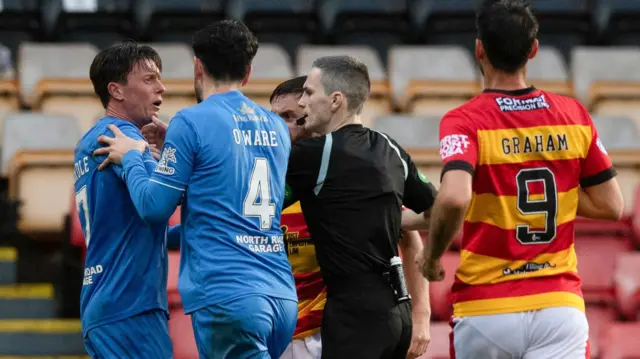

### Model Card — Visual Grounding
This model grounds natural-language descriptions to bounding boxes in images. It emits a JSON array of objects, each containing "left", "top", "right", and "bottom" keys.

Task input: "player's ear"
[
  {"left": 107, "top": 82, "right": 124, "bottom": 102},
  {"left": 529, "top": 39, "right": 539, "bottom": 59},
  {"left": 330, "top": 92, "right": 344, "bottom": 112},
  {"left": 193, "top": 57, "right": 203, "bottom": 80},
  {"left": 241, "top": 65, "right": 252, "bottom": 87},
  {"left": 475, "top": 39, "right": 485, "bottom": 61}
]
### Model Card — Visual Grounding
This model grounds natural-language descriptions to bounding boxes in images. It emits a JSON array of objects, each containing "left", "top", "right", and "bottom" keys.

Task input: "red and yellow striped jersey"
[
  {"left": 281, "top": 201, "right": 326, "bottom": 339},
  {"left": 439, "top": 87, "right": 616, "bottom": 317}
]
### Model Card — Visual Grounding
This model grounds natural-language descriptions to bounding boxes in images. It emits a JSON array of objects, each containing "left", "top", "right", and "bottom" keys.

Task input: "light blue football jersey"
[
  {"left": 74, "top": 117, "right": 168, "bottom": 335},
  {"left": 121, "top": 91, "right": 296, "bottom": 313}
]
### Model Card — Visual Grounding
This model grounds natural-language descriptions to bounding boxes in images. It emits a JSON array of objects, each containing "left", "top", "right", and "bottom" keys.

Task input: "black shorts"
[{"left": 321, "top": 275, "right": 413, "bottom": 359}]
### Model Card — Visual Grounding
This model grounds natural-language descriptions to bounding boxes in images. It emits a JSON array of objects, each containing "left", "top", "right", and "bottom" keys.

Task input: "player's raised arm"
[
  {"left": 577, "top": 115, "right": 623, "bottom": 221},
  {"left": 122, "top": 115, "right": 197, "bottom": 223},
  {"left": 421, "top": 111, "right": 476, "bottom": 281}
]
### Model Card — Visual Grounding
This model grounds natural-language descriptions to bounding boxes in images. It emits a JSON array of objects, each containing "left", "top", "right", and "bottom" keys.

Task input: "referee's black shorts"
[{"left": 321, "top": 274, "right": 412, "bottom": 359}]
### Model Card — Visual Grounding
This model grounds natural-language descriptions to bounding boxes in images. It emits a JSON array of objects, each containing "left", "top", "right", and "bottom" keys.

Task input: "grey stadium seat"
[
  {"left": 371, "top": 114, "right": 440, "bottom": 149},
  {"left": 388, "top": 45, "right": 478, "bottom": 115}
]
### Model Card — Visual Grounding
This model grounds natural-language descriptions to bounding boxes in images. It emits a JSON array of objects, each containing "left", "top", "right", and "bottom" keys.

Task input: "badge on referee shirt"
[{"left": 418, "top": 170, "right": 430, "bottom": 183}]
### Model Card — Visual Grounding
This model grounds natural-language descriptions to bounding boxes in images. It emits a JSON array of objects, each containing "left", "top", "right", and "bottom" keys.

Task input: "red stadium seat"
[
  {"left": 168, "top": 251, "right": 181, "bottom": 307},
  {"left": 614, "top": 252, "right": 640, "bottom": 320},
  {"left": 586, "top": 306, "right": 617, "bottom": 358},
  {"left": 575, "top": 236, "right": 632, "bottom": 304},
  {"left": 417, "top": 322, "right": 451, "bottom": 359},
  {"left": 429, "top": 251, "right": 460, "bottom": 321},
  {"left": 169, "top": 308, "right": 198, "bottom": 359},
  {"left": 575, "top": 216, "right": 633, "bottom": 237},
  {"left": 599, "top": 323, "right": 640, "bottom": 359}
]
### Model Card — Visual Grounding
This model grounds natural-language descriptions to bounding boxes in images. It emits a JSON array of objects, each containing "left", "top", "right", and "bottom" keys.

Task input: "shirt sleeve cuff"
[
  {"left": 580, "top": 167, "right": 617, "bottom": 188},
  {"left": 440, "top": 160, "right": 475, "bottom": 182}
]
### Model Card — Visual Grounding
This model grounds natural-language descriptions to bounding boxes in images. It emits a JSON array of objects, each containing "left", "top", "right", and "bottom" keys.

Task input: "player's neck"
[
  {"left": 328, "top": 113, "right": 362, "bottom": 133},
  {"left": 483, "top": 69, "right": 528, "bottom": 92},
  {"left": 105, "top": 106, "right": 142, "bottom": 128},
  {"left": 202, "top": 80, "right": 243, "bottom": 99}
]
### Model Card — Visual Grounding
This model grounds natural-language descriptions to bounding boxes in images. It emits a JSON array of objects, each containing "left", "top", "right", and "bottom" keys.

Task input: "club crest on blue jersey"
[{"left": 155, "top": 147, "right": 177, "bottom": 175}]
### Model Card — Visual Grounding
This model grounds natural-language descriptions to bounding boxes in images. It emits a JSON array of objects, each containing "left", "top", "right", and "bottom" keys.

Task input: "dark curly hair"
[{"left": 192, "top": 20, "right": 259, "bottom": 82}]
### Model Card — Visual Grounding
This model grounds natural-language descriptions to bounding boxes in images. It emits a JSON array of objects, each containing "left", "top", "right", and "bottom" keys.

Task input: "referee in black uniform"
[{"left": 285, "top": 55, "right": 437, "bottom": 359}]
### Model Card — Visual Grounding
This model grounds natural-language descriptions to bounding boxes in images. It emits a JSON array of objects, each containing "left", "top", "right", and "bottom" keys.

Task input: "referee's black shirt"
[{"left": 285, "top": 124, "right": 437, "bottom": 278}]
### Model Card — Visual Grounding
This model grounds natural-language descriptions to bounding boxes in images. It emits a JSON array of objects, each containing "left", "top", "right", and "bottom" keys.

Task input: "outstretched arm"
[{"left": 399, "top": 230, "right": 431, "bottom": 359}]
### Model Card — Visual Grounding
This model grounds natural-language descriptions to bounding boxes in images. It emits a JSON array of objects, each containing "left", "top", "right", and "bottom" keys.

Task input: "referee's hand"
[{"left": 407, "top": 313, "right": 430, "bottom": 359}]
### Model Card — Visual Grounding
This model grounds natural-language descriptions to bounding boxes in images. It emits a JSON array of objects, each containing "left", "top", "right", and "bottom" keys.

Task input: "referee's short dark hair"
[
  {"left": 311, "top": 55, "right": 370, "bottom": 114},
  {"left": 476, "top": 0, "right": 539, "bottom": 73},
  {"left": 269, "top": 76, "right": 307, "bottom": 104}
]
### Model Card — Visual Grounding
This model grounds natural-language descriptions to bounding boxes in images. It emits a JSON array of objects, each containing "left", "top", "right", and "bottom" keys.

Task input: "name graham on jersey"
[
  {"left": 233, "top": 129, "right": 279, "bottom": 147},
  {"left": 236, "top": 234, "right": 285, "bottom": 253},
  {"left": 83, "top": 264, "right": 103, "bottom": 286},
  {"left": 74, "top": 156, "right": 90, "bottom": 182},
  {"left": 502, "top": 133, "right": 569, "bottom": 155}
]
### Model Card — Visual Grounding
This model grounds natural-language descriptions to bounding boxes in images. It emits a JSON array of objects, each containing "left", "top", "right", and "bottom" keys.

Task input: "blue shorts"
[
  {"left": 191, "top": 295, "right": 298, "bottom": 359},
  {"left": 84, "top": 309, "right": 172, "bottom": 358}
]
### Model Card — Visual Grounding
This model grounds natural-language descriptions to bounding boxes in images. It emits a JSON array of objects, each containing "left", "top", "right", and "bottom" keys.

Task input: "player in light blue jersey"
[
  {"left": 74, "top": 42, "right": 176, "bottom": 358},
  {"left": 93, "top": 20, "right": 298, "bottom": 359}
]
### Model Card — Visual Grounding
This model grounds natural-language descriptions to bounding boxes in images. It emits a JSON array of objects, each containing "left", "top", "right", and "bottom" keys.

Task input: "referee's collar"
[
  {"left": 483, "top": 86, "right": 537, "bottom": 96},
  {"left": 334, "top": 124, "right": 363, "bottom": 132}
]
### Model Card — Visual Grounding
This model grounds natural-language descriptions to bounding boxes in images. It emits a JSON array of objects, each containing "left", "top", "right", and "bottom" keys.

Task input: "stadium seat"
[
  {"left": 613, "top": 252, "right": 640, "bottom": 320},
  {"left": 414, "top": 0, "right": 477, "bottom": 56},
  {"left": 571, "top": 47, "right": 640, "bottom": 108},
  {"left": 418, "top": 321, "right": 451, "bottom": 359},
  {"left": 44, "top": 0, "right": 132, "bottom": 48},
  {"left": 575, "top": 235, "right": 632, "bottom": 305},
  {"left": 18, "top": 43, "right": 102, "bottom": 132},
  {"left": 167, "top": 251, "right": 181, "bottom": 306},
  {"left": 371, "top": 114, "right": 441, "bottom": 179},
  {"left": 388, "top": 46, "right": 480, "bottom": 116},
  {"left": 0, "top": 0, "right": 40, "bottom": 62},
  {"left": 591, "top": 115, "right": 640, "bottom": 215},
  {"left": 528, "top": 0, "right": 596, "bottom": 61},
  {"left": 7, "top": 149, "right": 75, "bottom": 236},
  {"left": 227, "top": 0, "right": 318, "bottom": 61},
  {"left": 1, "top": 113, "right": 81, "bottom": 173},
  {"left": 600, "top": 0, "right": 640, "bottom": 46},
  {"left": 144, "top": 43, "right": 195, "bottom": 120},
  {"left": 140, "top": 0, "right": 225, "bottom": 44},
  {"left": 428, "top": 251, "right": 460, "bottom": 321},
  {"left": 585, "top": 305, "right": 617, "bottom": 358},
  {"left": 319, "top": 0, "right": 410, "bottom": 64},
  {"left": 599, "top": 322, "right": 640, "bottom": 359},
  {"left": 169, "top": 308, "right": 199, "bottom": 359},
  {"left": 527, "top": 46, "right": 573, "bottom": 96},
  {"left": 242, "top": 43, "right": 294, "bottom": 108},
  {"left": 0, "top": 78, "right": 20, "bottom": 141},
  {"left": 297, "top": 45, "right": 391, "bottom": 127}
]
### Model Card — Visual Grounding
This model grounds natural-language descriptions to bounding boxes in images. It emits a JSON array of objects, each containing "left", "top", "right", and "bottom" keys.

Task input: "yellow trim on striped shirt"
[
  {"left": 456, "top": 245, "right": 578, "bottom": 286},
  {"left": 0, "top": 320, "right": 81, "bottom": 333},
  {"left": 453, "top": 291, "right": 585, "bottom": 317},
  {"left": 282, "top": 201, "right": 302, "bottom": 215},
  {"left": 477, "top": 125, "right": 591, "bottom": 165},
  {"left": 465, "top": 188, "right": 578, "bottom": 230},
  {"left": 0, "top": 248, "right": 17, "bottom": 261},
  {"left": 0, "top": 284, "right": 53, "bottom": 299}
]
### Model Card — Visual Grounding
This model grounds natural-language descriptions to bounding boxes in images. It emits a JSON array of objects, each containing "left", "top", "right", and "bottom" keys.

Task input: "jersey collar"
[{"left": 482, "top": 86, "right": 537, "bottom": 96}]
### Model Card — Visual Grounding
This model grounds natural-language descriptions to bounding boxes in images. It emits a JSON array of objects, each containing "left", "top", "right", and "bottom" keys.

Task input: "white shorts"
[
  {"left": 451, "top": 307, "right": 589, "bottom": 359},
  {"left": 279, "top": 332, "right": 322, "bottom": 359}
]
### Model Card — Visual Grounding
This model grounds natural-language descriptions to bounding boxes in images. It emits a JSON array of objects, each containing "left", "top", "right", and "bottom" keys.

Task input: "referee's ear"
[{"left": 330, "top": 92, "right": 345, "bottom": 112}]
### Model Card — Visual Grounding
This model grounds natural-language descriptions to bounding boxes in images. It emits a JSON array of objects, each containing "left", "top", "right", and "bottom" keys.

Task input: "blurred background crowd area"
[{"left": 0, "top": 0, "right": 640, "bottom": 358}]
